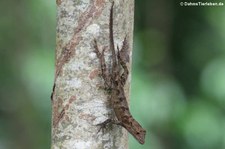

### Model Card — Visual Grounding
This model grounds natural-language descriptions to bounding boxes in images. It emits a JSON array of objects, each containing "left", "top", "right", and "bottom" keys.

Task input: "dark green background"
[{"left": 1, "top": 0, "right": 225, "bottom": 149}]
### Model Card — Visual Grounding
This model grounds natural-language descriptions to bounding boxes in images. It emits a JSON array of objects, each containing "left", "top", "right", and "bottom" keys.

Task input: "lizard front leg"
[
  {"left": 93, "top": 40, "right": 116, "bottom": 132},
  {"left": 96, "top": 117, "right": 123, "bottom": 134}
]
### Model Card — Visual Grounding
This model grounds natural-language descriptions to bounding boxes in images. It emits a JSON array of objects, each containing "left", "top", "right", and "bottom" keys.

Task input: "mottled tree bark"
[{"left": 51, "top": 0, "right": 134, "bottom": 148}]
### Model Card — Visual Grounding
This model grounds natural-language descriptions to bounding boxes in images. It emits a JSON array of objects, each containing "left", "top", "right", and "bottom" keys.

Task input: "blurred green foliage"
[
  {"left": 0, "top": 0, "right": 225, "bottom": 149},
  {"left": 0, "top": 0, "right": 55, "bottom": 149}
]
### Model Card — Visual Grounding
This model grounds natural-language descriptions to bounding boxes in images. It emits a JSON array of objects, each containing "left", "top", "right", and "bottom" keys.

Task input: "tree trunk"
[{"left": 51, "top": 0, "right": 134, "bottom": 148}]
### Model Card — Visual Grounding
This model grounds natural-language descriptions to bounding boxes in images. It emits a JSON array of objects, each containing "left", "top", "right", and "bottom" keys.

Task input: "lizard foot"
[{"left": 96, "top": 119, "right": 122, "bottom": 134}]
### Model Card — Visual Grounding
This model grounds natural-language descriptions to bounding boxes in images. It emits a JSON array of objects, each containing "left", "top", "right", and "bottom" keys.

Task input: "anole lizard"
[{"left": 93, "top": 1, "right": 146, "bottom": 144}]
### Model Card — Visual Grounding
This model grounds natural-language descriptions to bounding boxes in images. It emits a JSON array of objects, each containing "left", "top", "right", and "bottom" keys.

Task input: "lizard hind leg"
[
  {"left": 93, "top": 39, "right": 111, "bottom": 90},
  {"left": 117, "top": 38, "right": 129, "bottom": 85}
]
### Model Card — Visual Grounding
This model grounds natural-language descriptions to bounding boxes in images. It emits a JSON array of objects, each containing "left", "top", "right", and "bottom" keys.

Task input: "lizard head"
[{"left": 133, "top": 128, "right": 146, "bottom": 144}]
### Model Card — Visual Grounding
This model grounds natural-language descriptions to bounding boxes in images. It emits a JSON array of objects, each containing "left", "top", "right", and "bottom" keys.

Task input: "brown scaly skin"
[{"left": 94, "top": 1, "right": 146, "bottom": 144}]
